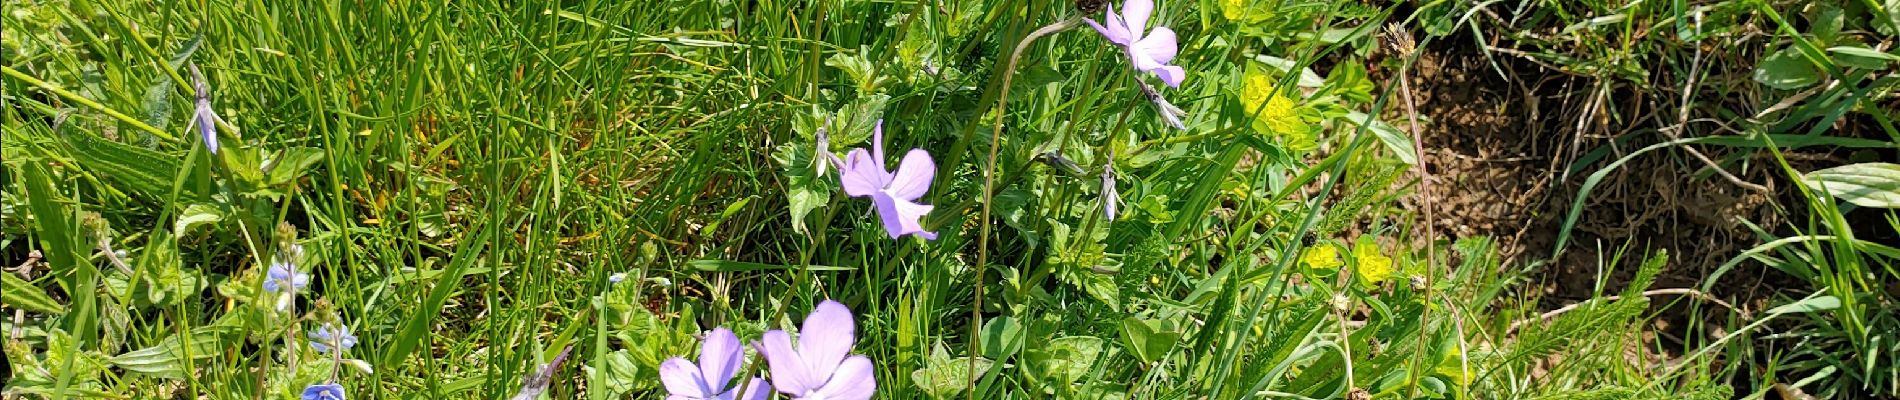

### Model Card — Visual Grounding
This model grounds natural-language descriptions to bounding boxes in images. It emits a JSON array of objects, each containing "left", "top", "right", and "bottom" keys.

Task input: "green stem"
[{"left": 969, "top": 14, "right": 1082, "bottom": 399}]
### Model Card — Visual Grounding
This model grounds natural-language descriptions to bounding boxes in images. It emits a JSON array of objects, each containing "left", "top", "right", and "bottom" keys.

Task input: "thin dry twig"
[{"left": 1661, "top": 11, "right": 1771, "bottom": 194}]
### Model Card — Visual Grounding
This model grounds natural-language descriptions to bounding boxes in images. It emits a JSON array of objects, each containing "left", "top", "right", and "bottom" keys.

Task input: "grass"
[{"left": 2, "top": 0, "right": 1896, "bottom": 399}]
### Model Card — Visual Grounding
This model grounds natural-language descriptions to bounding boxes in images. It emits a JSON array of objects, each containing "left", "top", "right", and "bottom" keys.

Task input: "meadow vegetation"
[{"left": 2, "top": 0, "right": 1897, "bottom": 399}]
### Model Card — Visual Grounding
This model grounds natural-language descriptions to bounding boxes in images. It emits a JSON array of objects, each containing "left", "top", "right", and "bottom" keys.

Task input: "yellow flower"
[
  {"left": 1301, "top": 244, "right": 1342, "bottom": 270},
  {"left": 1220, "top": 0, "right": 1247, "bottom": 20},
  {"left": 1353, "top": 240, "right": 1394, "bottom": 287},
  {"left": 1240, "top": 69, "right": 1314, "bottom": 151}
]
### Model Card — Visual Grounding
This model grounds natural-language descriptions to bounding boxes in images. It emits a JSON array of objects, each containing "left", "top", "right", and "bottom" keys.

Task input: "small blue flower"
[
  {"left": 302, "top": 383, "right": 346, "bottom": 400},
  {"left": 264, "top": 260, "right": 310, "bottom": 293},
  {"left": 608, "top": 272, "right": 628, "bottom": 284},
  {"left": 309, "top": 323, "right": 358, "bottom": 354}
]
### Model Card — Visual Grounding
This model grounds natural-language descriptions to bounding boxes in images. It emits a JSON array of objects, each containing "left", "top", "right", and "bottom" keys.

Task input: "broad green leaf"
[
  {"left": 1342, "top": 111, "right": 1418, "bottom": 165},
  {"left": 264, "top": 147, "right": 326, "bottom": 186},
  {"left": 63, "top": 131, "right": 200, "bottom": 202},
  {"left": 1117, "top": 317, "right": 1180, "bottom": 365},
  {"left": 980, "top": 316, "right": 1025, "bottom": 359},
  {"left": 1802, "top": 163, "right": 1900, "bottom": 208},
  {"left": 173, "top": 204, "right": 224, "bottom": 236},
  {"left": 1754, "top": 46, "right": 1822, "bottom": 90},
  {"left": 911, "top": 344, "right": 993, "bottom": 399},
  {"left": 1767, "top": 295, "right": 1840, "bottom": 314},
  {"left": 108, "top": 328, "right": 235, "bottom": 379},
  {"left": 1027, "top": 336, "right": 1104, "bottom": 385},
  {"left": 1, "top": 274, "right": 65, "bottom": 314}
]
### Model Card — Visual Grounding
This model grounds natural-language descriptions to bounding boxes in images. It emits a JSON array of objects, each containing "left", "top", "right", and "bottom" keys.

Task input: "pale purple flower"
[
  {"left": 1086, "top": 0, "right": 1184, "bottom": 88},
  {"left": 187, "top": 63, "right": 229, "bottom": 155},
  {"left": 1103, "top": 163, "right": 1120, "bottom": 221},
  {"left": 755, "top": 300, "right": 875, "bottom": 400},
  {"left": 835, "top": 121, "right": 938, "bottom": 240},
  {"left": 309, "top": 323, "right": 357, "bottom": 354},
  {"left": 301, "top": 383, "right": 345, "bottom": 400},
  {"left": 264, "top": 259, "right": 310, "bottom": 293},
  {"left": 661, "top": 328, "right": 772, "bottom": 400},
  {"left": 509, "top": 345, "right": 573, "bottom": 400},
  {"left": 815, "top": 124, "right": 840, "bottom": 178}
]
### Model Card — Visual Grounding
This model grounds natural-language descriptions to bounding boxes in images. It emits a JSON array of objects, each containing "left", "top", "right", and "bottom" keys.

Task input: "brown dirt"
[{"left": 1387, "top": 42, "right": 1794, "bottom": 320}]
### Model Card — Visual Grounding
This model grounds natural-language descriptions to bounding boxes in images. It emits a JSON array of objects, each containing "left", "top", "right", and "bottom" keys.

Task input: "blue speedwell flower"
[
  {"left": 302, "top": 383, "right": 345, "bottom": 400},
  {"left": 264, "top": 259, "right": 310, "bottom": 293},
  {"left": 309, "top": 323, "right": 358, "bottom": 354}
]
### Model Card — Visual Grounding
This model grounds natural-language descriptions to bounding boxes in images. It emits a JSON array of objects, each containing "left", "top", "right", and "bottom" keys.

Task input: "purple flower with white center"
[
  {"left": 264, "top": 259, "right": 310, "bottom": 293},
  {"left": 1086, "top": 0, "right": 1184, "bottom": 88},
  {"left": 309, "top": 323, "right": 357, "bottom": 354},
  {"left": 661, "top": 327, "right": 772, "bottom": 400},
  {"left": 187, "top": 63, "right": 230, "bottom": 155},
  {"left": 755, "top": 300, "right": 875, "bottom": 400},
  {"left": 833, "top": 120, "right": 938, "bottom": 240},
  {"left": 301, "top": 383, "right": 345, "bottom": 400}
]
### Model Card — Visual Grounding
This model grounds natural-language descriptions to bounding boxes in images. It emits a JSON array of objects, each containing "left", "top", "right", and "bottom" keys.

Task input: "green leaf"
[
  {"left": 108, "top": 327, "right": 235, "bottom": 379},
  {"left": 1342, "top": 111, "right": 1417, "bottom": 165},
  {"left": 173, "top": 204, "right": 224, "bottom": 236},
  {"left": 62, "top": 131, "right": 200, "bottom": 202},
  {"left": 166, "top": 33, "right": 204, "bottom": 70},
  {"left": 1117, "top": 317, "right": 1180, "bottom": 365},
  {"left": 1826, "top": 46, "right": 1899, "bottom": 70},
  {"left": 2, "top": 274, "right": 65, "bottom": 314},
  {"left": 264, "top": 147, "right": 326, "bottom": 186},
  {"left": 1802, "top": 163, "right": 1900, "bottom": 208},
  {"left": 911, "top": 344, "right": 993, "bottom": 399},
  {"left": 1767, "top": 295, "right": 1840, "bottom": 314},
  {"left": 980, "top": 316, "right": 1025, "bottom": 359},
  {"left": 1027, "top": 336, "right": 1104, "bottom": 385},
  {"left": 142, "top": 77, "right": 173, "bottom": 131},
  {"left": 1754, "top": 46, "right": 1822, "bottom": 90},
  {"left": 1252, "top": 55, "right": 1325, "bottom": 88}
]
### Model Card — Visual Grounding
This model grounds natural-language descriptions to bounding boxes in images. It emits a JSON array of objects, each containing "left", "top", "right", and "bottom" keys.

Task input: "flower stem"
[{"left": 971, "top": 14, "right": 1081, "bottom": 399}]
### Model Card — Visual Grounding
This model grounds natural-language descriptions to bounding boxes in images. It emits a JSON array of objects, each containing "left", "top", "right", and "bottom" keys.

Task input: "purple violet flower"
[
  {"left": 834, "top": 120, "right": 938, "bottom": 240},
  {"left": 1085, "top": 0, "right": 1184, "bottom": 88},
  {"left": 301, "top": 383, "right": 346, "bottom": 400},
  {"left": 309, "top": 323, "right": 358, "bottom": 354},
  {"left": 188, "top": 63, "right": 229, "bottom": 155},
  {"left": 661, "top": 327, "right": 772, "bottom": 400},
  {"left": 755, "top": 300, "right": 875, "bottom": 400}
]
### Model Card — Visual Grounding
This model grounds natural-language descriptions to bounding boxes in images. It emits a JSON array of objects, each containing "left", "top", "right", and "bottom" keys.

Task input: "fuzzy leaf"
[
  {"left": 1802, "top": 163, "right": 1900, "bottom": 208},
  {"left": 1, "top": 274, "right": 65, "bottom": 314}
]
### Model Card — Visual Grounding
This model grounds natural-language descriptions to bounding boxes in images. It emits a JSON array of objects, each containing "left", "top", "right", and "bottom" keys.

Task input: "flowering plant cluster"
[{"left": 662, "top": 300, "right": 874, "bottom": 400}]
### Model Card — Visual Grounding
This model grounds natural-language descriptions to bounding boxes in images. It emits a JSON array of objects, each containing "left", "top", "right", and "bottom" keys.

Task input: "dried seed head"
[
  {"left": 1330, "top": 293, "right": 1352, "bottom": 313},
  {"left": 1382, "top": 24, "right": 1416, "bottom": 58}
]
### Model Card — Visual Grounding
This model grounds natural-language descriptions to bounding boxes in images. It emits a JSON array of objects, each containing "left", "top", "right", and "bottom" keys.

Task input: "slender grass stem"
[{"left": 970, "top": 14, "right": 1082, "bottom": 399}]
